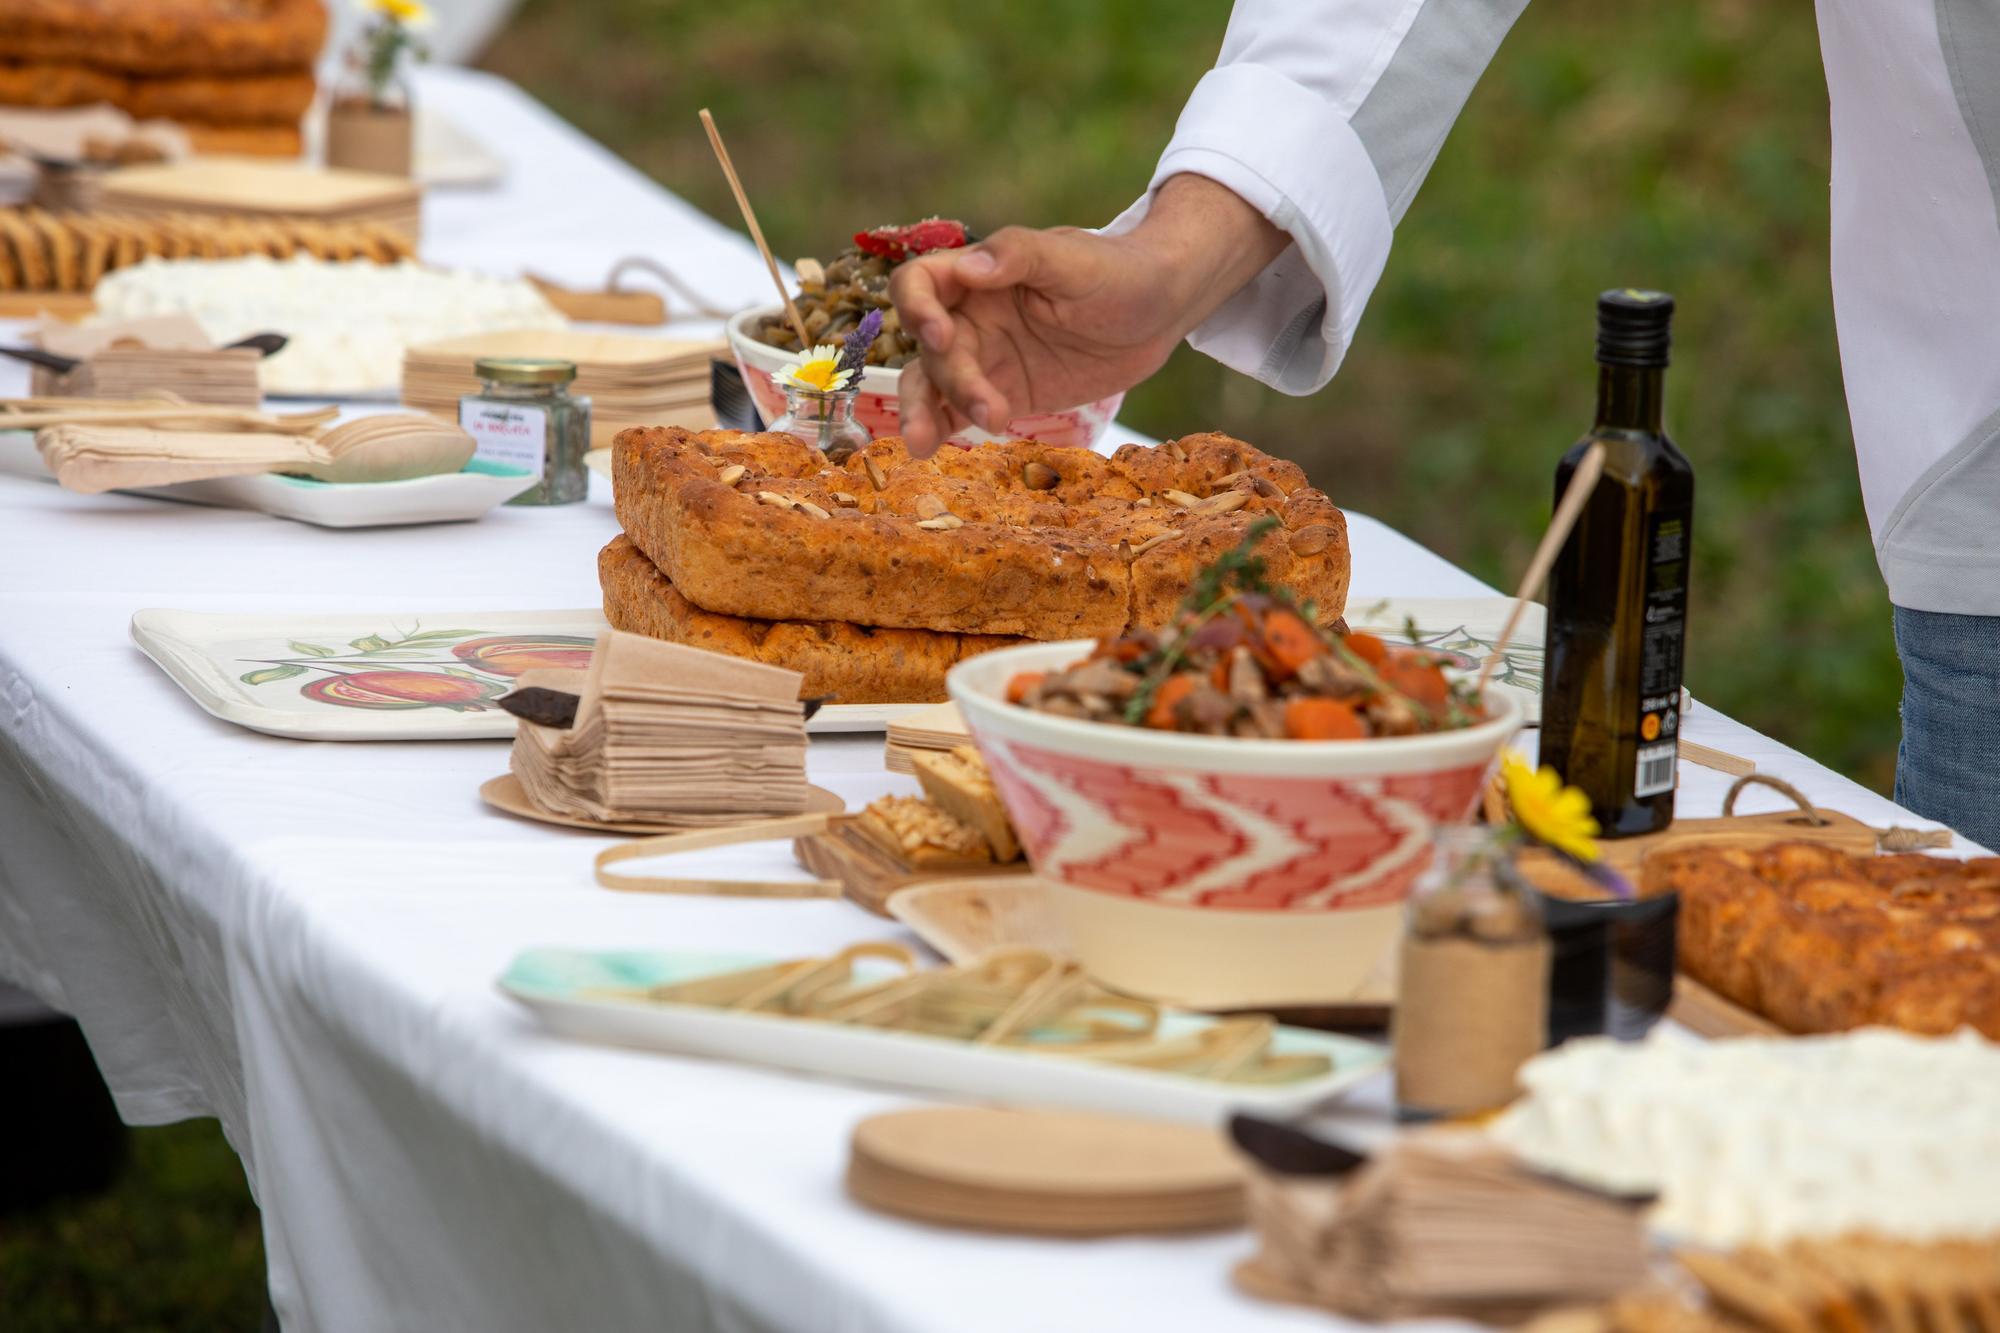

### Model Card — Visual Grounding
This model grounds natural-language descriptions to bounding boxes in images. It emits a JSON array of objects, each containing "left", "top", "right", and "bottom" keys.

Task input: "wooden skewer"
[
  {"left": 594, "top": 813, "right": 842, "bottom": 897},
  {"left": 697, "top": 107, "right": 812, "bottom": 349},
  {"left": 1474, "top": 441, "right": 1606, "bottom": 698}
]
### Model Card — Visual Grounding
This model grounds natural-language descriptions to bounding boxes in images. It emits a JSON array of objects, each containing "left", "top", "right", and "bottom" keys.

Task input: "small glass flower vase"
[{"left": 769, "top": 385, "right": 870, "bottom": 463}]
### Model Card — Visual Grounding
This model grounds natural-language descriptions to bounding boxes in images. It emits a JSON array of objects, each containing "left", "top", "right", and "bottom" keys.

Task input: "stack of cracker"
[
  {"left": 0, "top": 204, "right": 415, "bottom": 300},
  {"left": 0, "top": 0, "right": 328, "bottom": 157},
  {"left": 600, "top": 427, "right": 1352, "bottom": 704},
  {"left": 508, "top": 630, "right": 810, "bottom": 829}
]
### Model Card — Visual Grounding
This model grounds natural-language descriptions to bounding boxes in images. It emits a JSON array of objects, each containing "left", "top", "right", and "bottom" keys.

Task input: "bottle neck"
[{"left": 1593, "top": 362, "right": 1664, "bottom": 433}]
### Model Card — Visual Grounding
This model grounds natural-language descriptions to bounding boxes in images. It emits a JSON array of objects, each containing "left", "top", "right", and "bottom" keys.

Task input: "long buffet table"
[{"left": 0, "top": 67, "right": 1967, "bottom": 1333}]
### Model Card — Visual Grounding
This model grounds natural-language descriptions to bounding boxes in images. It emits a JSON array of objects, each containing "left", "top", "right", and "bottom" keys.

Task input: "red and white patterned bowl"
[
  {"left": 948, "top": 641, "right": 1526, "bottom": 1008},
  {"left": 726, "top": 306, "right": 1124, "bottom": 451}
]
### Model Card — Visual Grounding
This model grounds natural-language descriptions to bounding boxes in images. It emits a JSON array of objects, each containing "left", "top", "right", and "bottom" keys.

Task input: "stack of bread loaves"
[
  {"left": 599, "top": 426, "right": 1353, "bottom": 704},
  {"left": 0, "top": 0, "right": 327, "bottom": 157}
]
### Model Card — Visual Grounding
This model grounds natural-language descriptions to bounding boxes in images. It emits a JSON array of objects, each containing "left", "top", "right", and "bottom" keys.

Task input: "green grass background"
[
  {"left": 488, "top": 0, "right": 1896, "bottom": 791},
  {"left": 4, "top": 3, "right": 1889, "bottom": 1325}
]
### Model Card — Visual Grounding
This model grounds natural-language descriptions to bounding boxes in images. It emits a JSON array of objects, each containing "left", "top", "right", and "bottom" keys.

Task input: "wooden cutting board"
[
  {"left": 1509, "top": 806, "right": 1885, "bottom": 899},
  {"left": 793, "top": 816, "right": 1031, "bottom": 917},
  {"left": 100, "top": 159, "right": 419, "bottom": 216},
  {"left": 1666, "top": 973, "right": 1788, "bottom": 1039}
]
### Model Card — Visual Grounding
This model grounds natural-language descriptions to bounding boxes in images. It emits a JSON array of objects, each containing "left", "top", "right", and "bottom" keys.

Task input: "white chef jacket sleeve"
[{"left": 1104, "top": 0, "right": 1528, "bottom": 393}]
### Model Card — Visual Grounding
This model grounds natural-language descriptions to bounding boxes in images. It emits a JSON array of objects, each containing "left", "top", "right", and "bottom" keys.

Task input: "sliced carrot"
[
  {"left": 1284, "top": 697, "right": 1365, "bottom": 740},
  {"left": 1090, "top": 636, "right": 1149, "bottom": 664},
  {"left": 1146, "top": 673, "right": 1201, "bottom": 729},
  {"left": 1342, "top": 632, "right": 1388, "bottom": 667},
  {"left": 1380, "top": 655, "right": 1449, "bottom": 712},
  {"left": 1005, "top": 671, "right": 1046, "bottom": 704},
  {"left": 1256, "top": 608, "right": 1323, "bottom": 679}
]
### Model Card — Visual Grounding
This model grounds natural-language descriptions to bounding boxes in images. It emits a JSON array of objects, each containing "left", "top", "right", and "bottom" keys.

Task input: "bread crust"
[
  {"left": 179, "top": 121, "right": 303, "bottom": 157},
  {"left": 611, "top": 427, "right": 1350, "bottom": 639},
  {"left": 1653, "top": 842, "right": 2000, "bottom": 1038},
  {"left": 0, "top": 61, "right": 314, "bottom": 122},
  {"left": 599, "top": 534, "right": 1027, "bottom": 704},
  {"left": 0, "top": 0, "right": 328, "bottom": 76}
]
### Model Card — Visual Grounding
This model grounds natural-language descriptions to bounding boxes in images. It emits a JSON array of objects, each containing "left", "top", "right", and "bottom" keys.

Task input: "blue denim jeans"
[{"left": 1893, "top": 606, "right": 2000, "bottom": 850}]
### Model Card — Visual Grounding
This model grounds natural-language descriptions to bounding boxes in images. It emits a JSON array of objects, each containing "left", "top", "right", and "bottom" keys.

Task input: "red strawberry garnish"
[{"left": 852, "top": 218, "right": 971, "bottom": 263}]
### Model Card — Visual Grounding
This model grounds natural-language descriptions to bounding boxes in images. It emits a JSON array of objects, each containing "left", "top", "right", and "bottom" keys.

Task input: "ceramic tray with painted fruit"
[{"left": 131, "top": 609, "right": 929, "bottom": 740}]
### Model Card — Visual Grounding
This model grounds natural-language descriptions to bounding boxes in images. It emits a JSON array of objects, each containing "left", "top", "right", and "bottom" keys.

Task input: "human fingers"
[
  {"left": 947, "top": 225, "right": 1071, "bottom": 293},
  {"left": 898, "top": 359, "right": 947, "bottom": 458},
  {"left": 889, "top": 254, "right": 963, "bottom": 355},
  {"left": 919, "top": 319, "right": 1012, "bottom": 435}
]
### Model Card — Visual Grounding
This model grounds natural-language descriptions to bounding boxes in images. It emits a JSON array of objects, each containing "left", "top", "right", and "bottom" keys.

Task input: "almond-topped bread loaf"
[
  {"left": 598, "top": 535, "right": 1026, "bottom": 704},
  {"left": 0, "top": 0, "right": 327, "bottom": 76},
  {"left": 609, "top": 427, "right": 1350, "bottom": 640}
]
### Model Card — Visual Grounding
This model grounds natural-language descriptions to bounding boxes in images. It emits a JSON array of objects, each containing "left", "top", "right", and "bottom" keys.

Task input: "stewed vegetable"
[
  {"left": 755, "top": 219, "right": 972, "bottom": 369},
  {"left": 1007, "top": 520, "right": 1486, "bottom": 740}
]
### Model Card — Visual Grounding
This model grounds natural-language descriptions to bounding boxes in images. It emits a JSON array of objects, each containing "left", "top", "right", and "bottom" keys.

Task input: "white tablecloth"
[{"left": 0, "top": 67, "right": 1961, "bottom": 1333}]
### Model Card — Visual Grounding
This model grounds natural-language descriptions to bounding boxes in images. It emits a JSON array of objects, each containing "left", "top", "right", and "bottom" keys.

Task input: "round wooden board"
[
  {"left": 848, "top": 1107, "right": 1246, "bottom": 1235},
  {"left": 852, "top": 1106, "right": 1244, "bottom": 1198},
  {"left": 479, "top": 772, "right": 844, "bottom": 835}
]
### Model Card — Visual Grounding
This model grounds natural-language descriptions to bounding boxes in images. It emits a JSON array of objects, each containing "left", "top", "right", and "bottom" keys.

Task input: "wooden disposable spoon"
[
  {"left": 1, "top": 402, "right": 338, "bottom": 435},
  {"left": 38, "top": 414, "right": 475, "bottom": 493}
]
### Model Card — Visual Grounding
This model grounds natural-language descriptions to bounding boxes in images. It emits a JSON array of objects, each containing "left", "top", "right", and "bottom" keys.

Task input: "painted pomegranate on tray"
[
  {"left": 236, "top": 627, "right": 599, "bottom": 715},
  {"left": 299, "top": 671, "right": 507, "bottom": 712},
  {"left": 450, "top": 635, "right": 595, "bottom": 677}
]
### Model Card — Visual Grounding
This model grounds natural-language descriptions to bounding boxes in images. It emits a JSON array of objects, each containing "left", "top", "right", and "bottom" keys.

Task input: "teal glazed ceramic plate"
[{"left": 499, "top": 947, "right": 1389, "bottom": 1126}]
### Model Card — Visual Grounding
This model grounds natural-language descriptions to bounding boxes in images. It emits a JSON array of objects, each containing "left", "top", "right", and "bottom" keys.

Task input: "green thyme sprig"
[{"left": 1123, "top": 519, "right": 1285, "bottom": 724}]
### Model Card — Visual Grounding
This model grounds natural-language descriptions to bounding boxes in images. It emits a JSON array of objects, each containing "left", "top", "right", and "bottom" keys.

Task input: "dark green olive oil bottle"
[{"left": 1540, "top": 290, "right": 1695, "bottom": 837}]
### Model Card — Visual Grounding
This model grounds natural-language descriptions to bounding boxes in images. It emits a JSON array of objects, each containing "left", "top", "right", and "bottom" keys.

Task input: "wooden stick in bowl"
[
  {"left": 698, "top": 107, "right": 812, "bottom": 349},
  {"left": 1473, "top": 441, "right": 1606, "bottom": 698}
]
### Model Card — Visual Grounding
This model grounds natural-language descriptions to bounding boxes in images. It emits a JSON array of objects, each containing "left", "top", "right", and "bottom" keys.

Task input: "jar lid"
[{"left": 475, "top": 357, "right": 577, "bottom": 385}]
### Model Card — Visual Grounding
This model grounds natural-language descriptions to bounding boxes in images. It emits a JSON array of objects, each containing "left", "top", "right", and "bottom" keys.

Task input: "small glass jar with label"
[{"left": 459, "top": 357, "right": 591, "bottom": 505}]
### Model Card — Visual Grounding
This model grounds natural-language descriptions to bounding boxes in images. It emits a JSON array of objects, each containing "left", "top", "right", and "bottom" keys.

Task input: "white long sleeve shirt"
[{"left": 1108, "top": 0, "right": 2000, "bottom": 615}]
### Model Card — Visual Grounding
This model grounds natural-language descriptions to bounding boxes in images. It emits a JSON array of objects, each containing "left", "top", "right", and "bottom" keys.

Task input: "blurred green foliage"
[
  {"left": 489, "top": 0, "right": 1898, "bottom": 788},
  {"left": 0, "top": 1121, "right": 264, "bottom": 1332}
]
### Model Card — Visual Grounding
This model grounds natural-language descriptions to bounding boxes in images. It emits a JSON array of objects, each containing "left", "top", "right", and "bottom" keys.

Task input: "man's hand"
[{"left": 889, "top": 174, "right": 1288, "bottom": 456}]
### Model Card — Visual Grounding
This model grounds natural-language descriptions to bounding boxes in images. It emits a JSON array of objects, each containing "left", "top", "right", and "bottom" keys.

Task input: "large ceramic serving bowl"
[
  {"left": 726, "top": 306, "right": 1124, "bottom": 451},
  {"left": 948, "top": 641, "right": 1526, "bottom": 1009}
]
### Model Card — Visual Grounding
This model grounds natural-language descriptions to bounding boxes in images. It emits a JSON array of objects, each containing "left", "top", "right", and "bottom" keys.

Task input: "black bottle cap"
[{"left": 1596, "top": 288, "right": 1673, "bottom": 367}]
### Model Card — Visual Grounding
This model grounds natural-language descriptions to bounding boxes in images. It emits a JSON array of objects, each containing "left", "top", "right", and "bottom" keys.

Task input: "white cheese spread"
[
  {"left": 91, "top": 256, "right": 566, "bottom": 396},
  {"left": 1490, "top": 1028, "right": 2000, "bottom": 1246}
]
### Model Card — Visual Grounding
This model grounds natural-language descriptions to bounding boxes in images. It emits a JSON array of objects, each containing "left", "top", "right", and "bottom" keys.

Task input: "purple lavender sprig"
[{"left": 834, "top": 309, "right": 883, "bottom": 384}]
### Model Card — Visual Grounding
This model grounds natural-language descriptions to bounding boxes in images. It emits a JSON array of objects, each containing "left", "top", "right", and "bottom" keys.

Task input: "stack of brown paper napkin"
[
  {"left": 1237, "top": 1132, "right": 1650, "bottom": 1324},
  {"left": 509, "top": 630, "right": 810, "bottom": 827}
]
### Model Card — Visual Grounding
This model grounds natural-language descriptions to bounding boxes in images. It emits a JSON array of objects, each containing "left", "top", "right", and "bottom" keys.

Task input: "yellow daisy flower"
[
  {"left": 1500, "top": 750, "right": 1601, "bottom": 863},
  {"left": 779, "top": 345, "right": 855, "bottom": 394},
  {"left": 368, "top": 0, "right": 432, "bottom": 26}
]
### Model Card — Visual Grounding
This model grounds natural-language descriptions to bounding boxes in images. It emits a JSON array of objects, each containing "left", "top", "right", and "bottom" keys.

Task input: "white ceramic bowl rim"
[
  {"left": 949, "top": 638, "right": 1525, "bottom": 766},
  {"left": 727, "top": 304, "right": 904, "bottom": 392}
]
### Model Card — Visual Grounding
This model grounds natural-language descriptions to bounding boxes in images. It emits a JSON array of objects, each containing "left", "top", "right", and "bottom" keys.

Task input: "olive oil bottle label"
[{"left": 1633, "top": 509, "right": 1691, "bottom": 798}]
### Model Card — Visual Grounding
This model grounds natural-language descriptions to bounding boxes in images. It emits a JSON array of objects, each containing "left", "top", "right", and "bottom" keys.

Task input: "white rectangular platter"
[
  {"left": 131, "top": 608, "right": 920, "bottom": 740},
  {"left": 500, "top": 948, "right": 1388, "bottom": 1127},
  {"left": 0, "top": 428, "right": 535, "bottom": 528},
  {"left": 1346, "top": 595, "right": 1545, "bottom": 724},
  {"left": 127, "top": 460, "right": 537, "bottom": 528}
]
